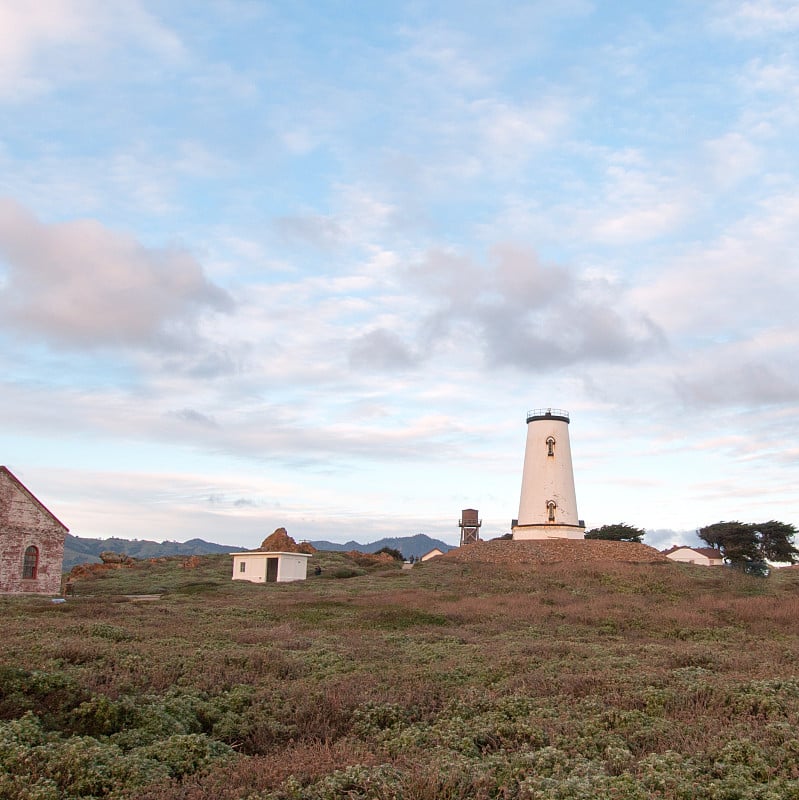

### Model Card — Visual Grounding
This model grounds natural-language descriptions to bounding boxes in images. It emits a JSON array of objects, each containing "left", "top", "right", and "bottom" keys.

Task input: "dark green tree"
[
  {"left": 584, "top": 523, "right": 645, "bottom": 543},
  {"left": 697, "top": 520, "right": 798, "bottom": 565},
  {"left": 752, "top": 521, "right": 799, "bottom": 563},
  {"left": 697, "top": 521, "right": 758, "bottom": 564}
]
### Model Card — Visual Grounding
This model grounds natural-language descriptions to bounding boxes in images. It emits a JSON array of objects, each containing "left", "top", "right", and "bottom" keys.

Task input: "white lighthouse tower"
[{"left": 512, "top": 408, "right": 585, "bottom": 540}]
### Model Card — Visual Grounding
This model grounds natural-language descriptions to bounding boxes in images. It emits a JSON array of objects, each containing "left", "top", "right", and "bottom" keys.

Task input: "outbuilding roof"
[
  {"left": 662, "top": 545, "right": 723, "bottom": 559},
  {"left": 230, "top": 551, "right": 311, "bottom": 557}
]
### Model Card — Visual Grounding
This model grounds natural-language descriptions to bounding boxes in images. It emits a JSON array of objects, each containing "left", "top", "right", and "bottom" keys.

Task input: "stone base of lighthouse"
[{"left": 512, "top": 524, "right": 585, "bottom": 541}]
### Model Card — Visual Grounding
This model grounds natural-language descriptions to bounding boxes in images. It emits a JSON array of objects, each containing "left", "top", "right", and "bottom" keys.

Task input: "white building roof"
[{"left": 230, "top": 551, "right": 312, "bottom": 557}]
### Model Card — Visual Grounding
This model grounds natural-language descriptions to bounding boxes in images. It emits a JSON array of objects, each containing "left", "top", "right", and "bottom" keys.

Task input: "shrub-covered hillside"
[{"left": 2, "top": 550, "right": 799, "bottom": 799}]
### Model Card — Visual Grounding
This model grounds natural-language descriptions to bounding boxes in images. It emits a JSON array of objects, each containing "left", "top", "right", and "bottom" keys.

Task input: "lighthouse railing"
[{"left": 526, "top": 408, "right": 570, "bottom": 422}]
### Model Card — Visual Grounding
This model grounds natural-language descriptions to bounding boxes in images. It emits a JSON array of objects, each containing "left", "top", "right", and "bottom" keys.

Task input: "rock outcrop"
[
  {"left": 99, "top": 551, "right": 136, "bottom": 565},
  {"left": 258, "top": 528, "right": 316, "bottom": 554}
]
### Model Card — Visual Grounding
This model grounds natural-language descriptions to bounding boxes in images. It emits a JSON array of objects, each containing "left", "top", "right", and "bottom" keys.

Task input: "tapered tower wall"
[{"left": 512, "top": 409, "right": 584, "bottom": 540}]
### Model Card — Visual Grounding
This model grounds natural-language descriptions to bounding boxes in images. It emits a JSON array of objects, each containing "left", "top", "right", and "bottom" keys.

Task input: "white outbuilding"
[
  {"left": 662, "top": 546, "right": 724, "bottom": 566},
  {"left": 231, "top": 550, "right": 311, "bottom": 583}
]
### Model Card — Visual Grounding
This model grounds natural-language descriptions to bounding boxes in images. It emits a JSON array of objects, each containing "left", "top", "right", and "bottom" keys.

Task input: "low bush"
[
  {"left": 329, "top": 567, "right": 364, "bottom": 579},
  {"left": 3, "top": 556, "right": 799, "bottom": 798}
]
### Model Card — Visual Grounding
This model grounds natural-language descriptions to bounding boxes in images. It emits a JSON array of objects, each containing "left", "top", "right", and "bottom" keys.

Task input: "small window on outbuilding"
[
  {"left": 22, "top": 546, "right": 39, "bottom": 579},
  {"left": 239, "top": 561, "right": 246, "bottom": 572},
  {"left": 546, "top": 436, "right": 556, "bottom": 457}
]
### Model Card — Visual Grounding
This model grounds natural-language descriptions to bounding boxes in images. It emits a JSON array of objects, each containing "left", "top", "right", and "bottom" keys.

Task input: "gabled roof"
[
  {"left": 0, "top": 466, "right": 70, "bottom": 532},
  {"left": 692, "top": 547, "right": 724, "bottom": 559},
  {"left": 230, "top": 550, "right": 311, "bottom": 558},
  {"left": 662, "top": 545, "right": 723, "bottom": 559}
]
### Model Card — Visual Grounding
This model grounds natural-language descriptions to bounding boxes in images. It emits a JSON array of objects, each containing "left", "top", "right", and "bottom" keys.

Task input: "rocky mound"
[
  {"left": 259, "top": 527, "right": 315, "bottom": 554},
  {"left": 440, "top": 538, "right": 668, "bottom": 565}
]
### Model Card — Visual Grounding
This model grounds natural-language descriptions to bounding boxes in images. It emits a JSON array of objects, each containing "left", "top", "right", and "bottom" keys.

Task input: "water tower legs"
[{"left": 459, "top": 509, "right": 481, "bottom": 546}]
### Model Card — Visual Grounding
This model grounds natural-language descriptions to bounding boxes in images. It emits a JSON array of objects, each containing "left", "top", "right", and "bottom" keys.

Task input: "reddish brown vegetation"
[
  {"left": 442, "top": 537, "right": 668, "bottom": 565},
  {"left": 68, "top": 561, "right": 133, "bottom": 580},
  {"left": 5, "top": 552, "right": 799, "bottom": 799}
]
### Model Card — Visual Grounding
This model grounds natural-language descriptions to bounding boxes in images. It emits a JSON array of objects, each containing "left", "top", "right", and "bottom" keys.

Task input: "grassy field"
[{"left": 2, "top": 550, "right": 799, "bottom": 799}]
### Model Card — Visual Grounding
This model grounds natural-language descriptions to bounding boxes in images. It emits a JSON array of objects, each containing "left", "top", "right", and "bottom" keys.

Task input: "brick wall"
[{"left": 0, "top": 468, "right": 67, "bottom": 594}]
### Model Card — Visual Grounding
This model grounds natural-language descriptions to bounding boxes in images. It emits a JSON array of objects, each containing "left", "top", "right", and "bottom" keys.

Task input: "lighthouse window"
[
  {"left": 22, "top": 546, "right": 39, "bottom": 579},
  {"left": 546, "top": 500, "right": 557, "bottom": 522},
  {"left": 546, "top": 437, "right": 556, "bottom": 457}
]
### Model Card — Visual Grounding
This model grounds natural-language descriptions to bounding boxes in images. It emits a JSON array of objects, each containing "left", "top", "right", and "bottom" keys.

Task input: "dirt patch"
[{"left": 440, "top": 538, "right": 668, "bottom": 565}]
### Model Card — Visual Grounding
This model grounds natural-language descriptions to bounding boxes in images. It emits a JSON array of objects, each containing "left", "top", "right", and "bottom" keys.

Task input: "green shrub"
[
  {"left": 90, "top": 623, "right": 134, "bottom": 642},
  {"left": 0, "top": 668, "right": 89, "bottom": 730},
  {"left": 134, "top": 733, "right": 234, "bottom": 778},
  {"left": 330, "top": 568, "right": 364, "bottom": 579},
  {"left": 364, "top": 607, "right": 449, "bottom": 629}
]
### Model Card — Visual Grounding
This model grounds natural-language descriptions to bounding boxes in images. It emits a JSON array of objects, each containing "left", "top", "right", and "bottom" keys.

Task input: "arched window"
[
  {"left": 546, "top": 500, "right": 557, "bottom": 523},
  {"left": 22, "top": 546, "right": 39, "bottom": 580},
  {"left": 546, "top": 436, "right": 556, "bottom": 457}
]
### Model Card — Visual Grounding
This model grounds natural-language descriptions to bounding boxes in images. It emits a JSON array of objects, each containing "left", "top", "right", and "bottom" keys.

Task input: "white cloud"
[
  {"left": 3, "top": 2, "right": 799, "bottom": 541},
  {"left": 0, "top": 0, "right": 87, "bottom": 96},
  {"left": 0, "top": 0, "right": 184, "bottom": 100},
  {"left": 475, "top": 98, "right": 571, "bottom": 162},
  {"left": 629, "top": 187, "right": 799, "bottom": 341},
  {"left": 741, "top": 54, "right": 799, "bottom": 94},
  {"left": 701, "top": 132, "right": 763, "bottom": 189},
  {"left": 274, "top": 214, "right": 348, "bottom": 251},
  {"left": 713, "top": 0, "right": 799, "bottom": 36},
  {"left": 589, "top": 158, "right": 694, "bottom": 243},
  {"left": 348, "top": 327, "right": 418, "bottom": 371},
  {"left": 402, "top": 244, "right": 665, "bottom": 370},
  {"left": 0, "top": 199, "right": 232, "bottom": 350},
  {"left": 397, "top": 23, "right": 491, "bottom": 91}
]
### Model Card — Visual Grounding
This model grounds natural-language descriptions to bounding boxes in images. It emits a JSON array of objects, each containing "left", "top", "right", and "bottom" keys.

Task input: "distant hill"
[
  {"left": 306, "top": 533, "right": 455, "bottom": 559},
  {"left": 63, "top": 534, "right": 245, "bottom": 571},
  {"left": 63, "top": 532, "right": 456, "bottom": 571}
]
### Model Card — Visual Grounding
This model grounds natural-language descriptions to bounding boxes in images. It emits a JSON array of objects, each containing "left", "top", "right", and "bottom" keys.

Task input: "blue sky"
[{"left": 2, "top": 0, "right": 799, "bottom": 550}]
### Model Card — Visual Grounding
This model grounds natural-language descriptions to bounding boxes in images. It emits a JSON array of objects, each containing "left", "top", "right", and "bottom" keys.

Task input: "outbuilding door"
[{"left": 266, "top": 557, "right": 279, "bottom": 582}]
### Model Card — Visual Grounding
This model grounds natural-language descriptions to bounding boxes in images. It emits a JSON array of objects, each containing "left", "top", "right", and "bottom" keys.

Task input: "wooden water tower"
[
  {"left": 459, "top": 508, "right": 481, "bottom": 546},
  {"left": 512, "top": 408, "right": 585, "bottom": 540}
]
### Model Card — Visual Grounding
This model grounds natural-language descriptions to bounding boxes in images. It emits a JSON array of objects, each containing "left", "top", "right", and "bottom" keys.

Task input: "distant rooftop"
[{"left": 662, "top": 545, "right": 722, "bottom": 559}]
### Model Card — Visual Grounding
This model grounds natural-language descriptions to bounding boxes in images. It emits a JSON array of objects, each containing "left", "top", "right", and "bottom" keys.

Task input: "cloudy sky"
[{"left": 2, "top": 0, "right": 798, "bottom": 550}]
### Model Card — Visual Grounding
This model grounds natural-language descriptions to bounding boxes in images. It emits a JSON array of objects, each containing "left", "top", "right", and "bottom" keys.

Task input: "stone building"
[{"left": 0, "top": 466, "right": 68, "bottom": 594}]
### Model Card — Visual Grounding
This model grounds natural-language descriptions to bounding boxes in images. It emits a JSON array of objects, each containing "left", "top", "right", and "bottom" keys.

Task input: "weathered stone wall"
[{"left": 0, "top": 468, "right": 67, "bottom": 594}]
